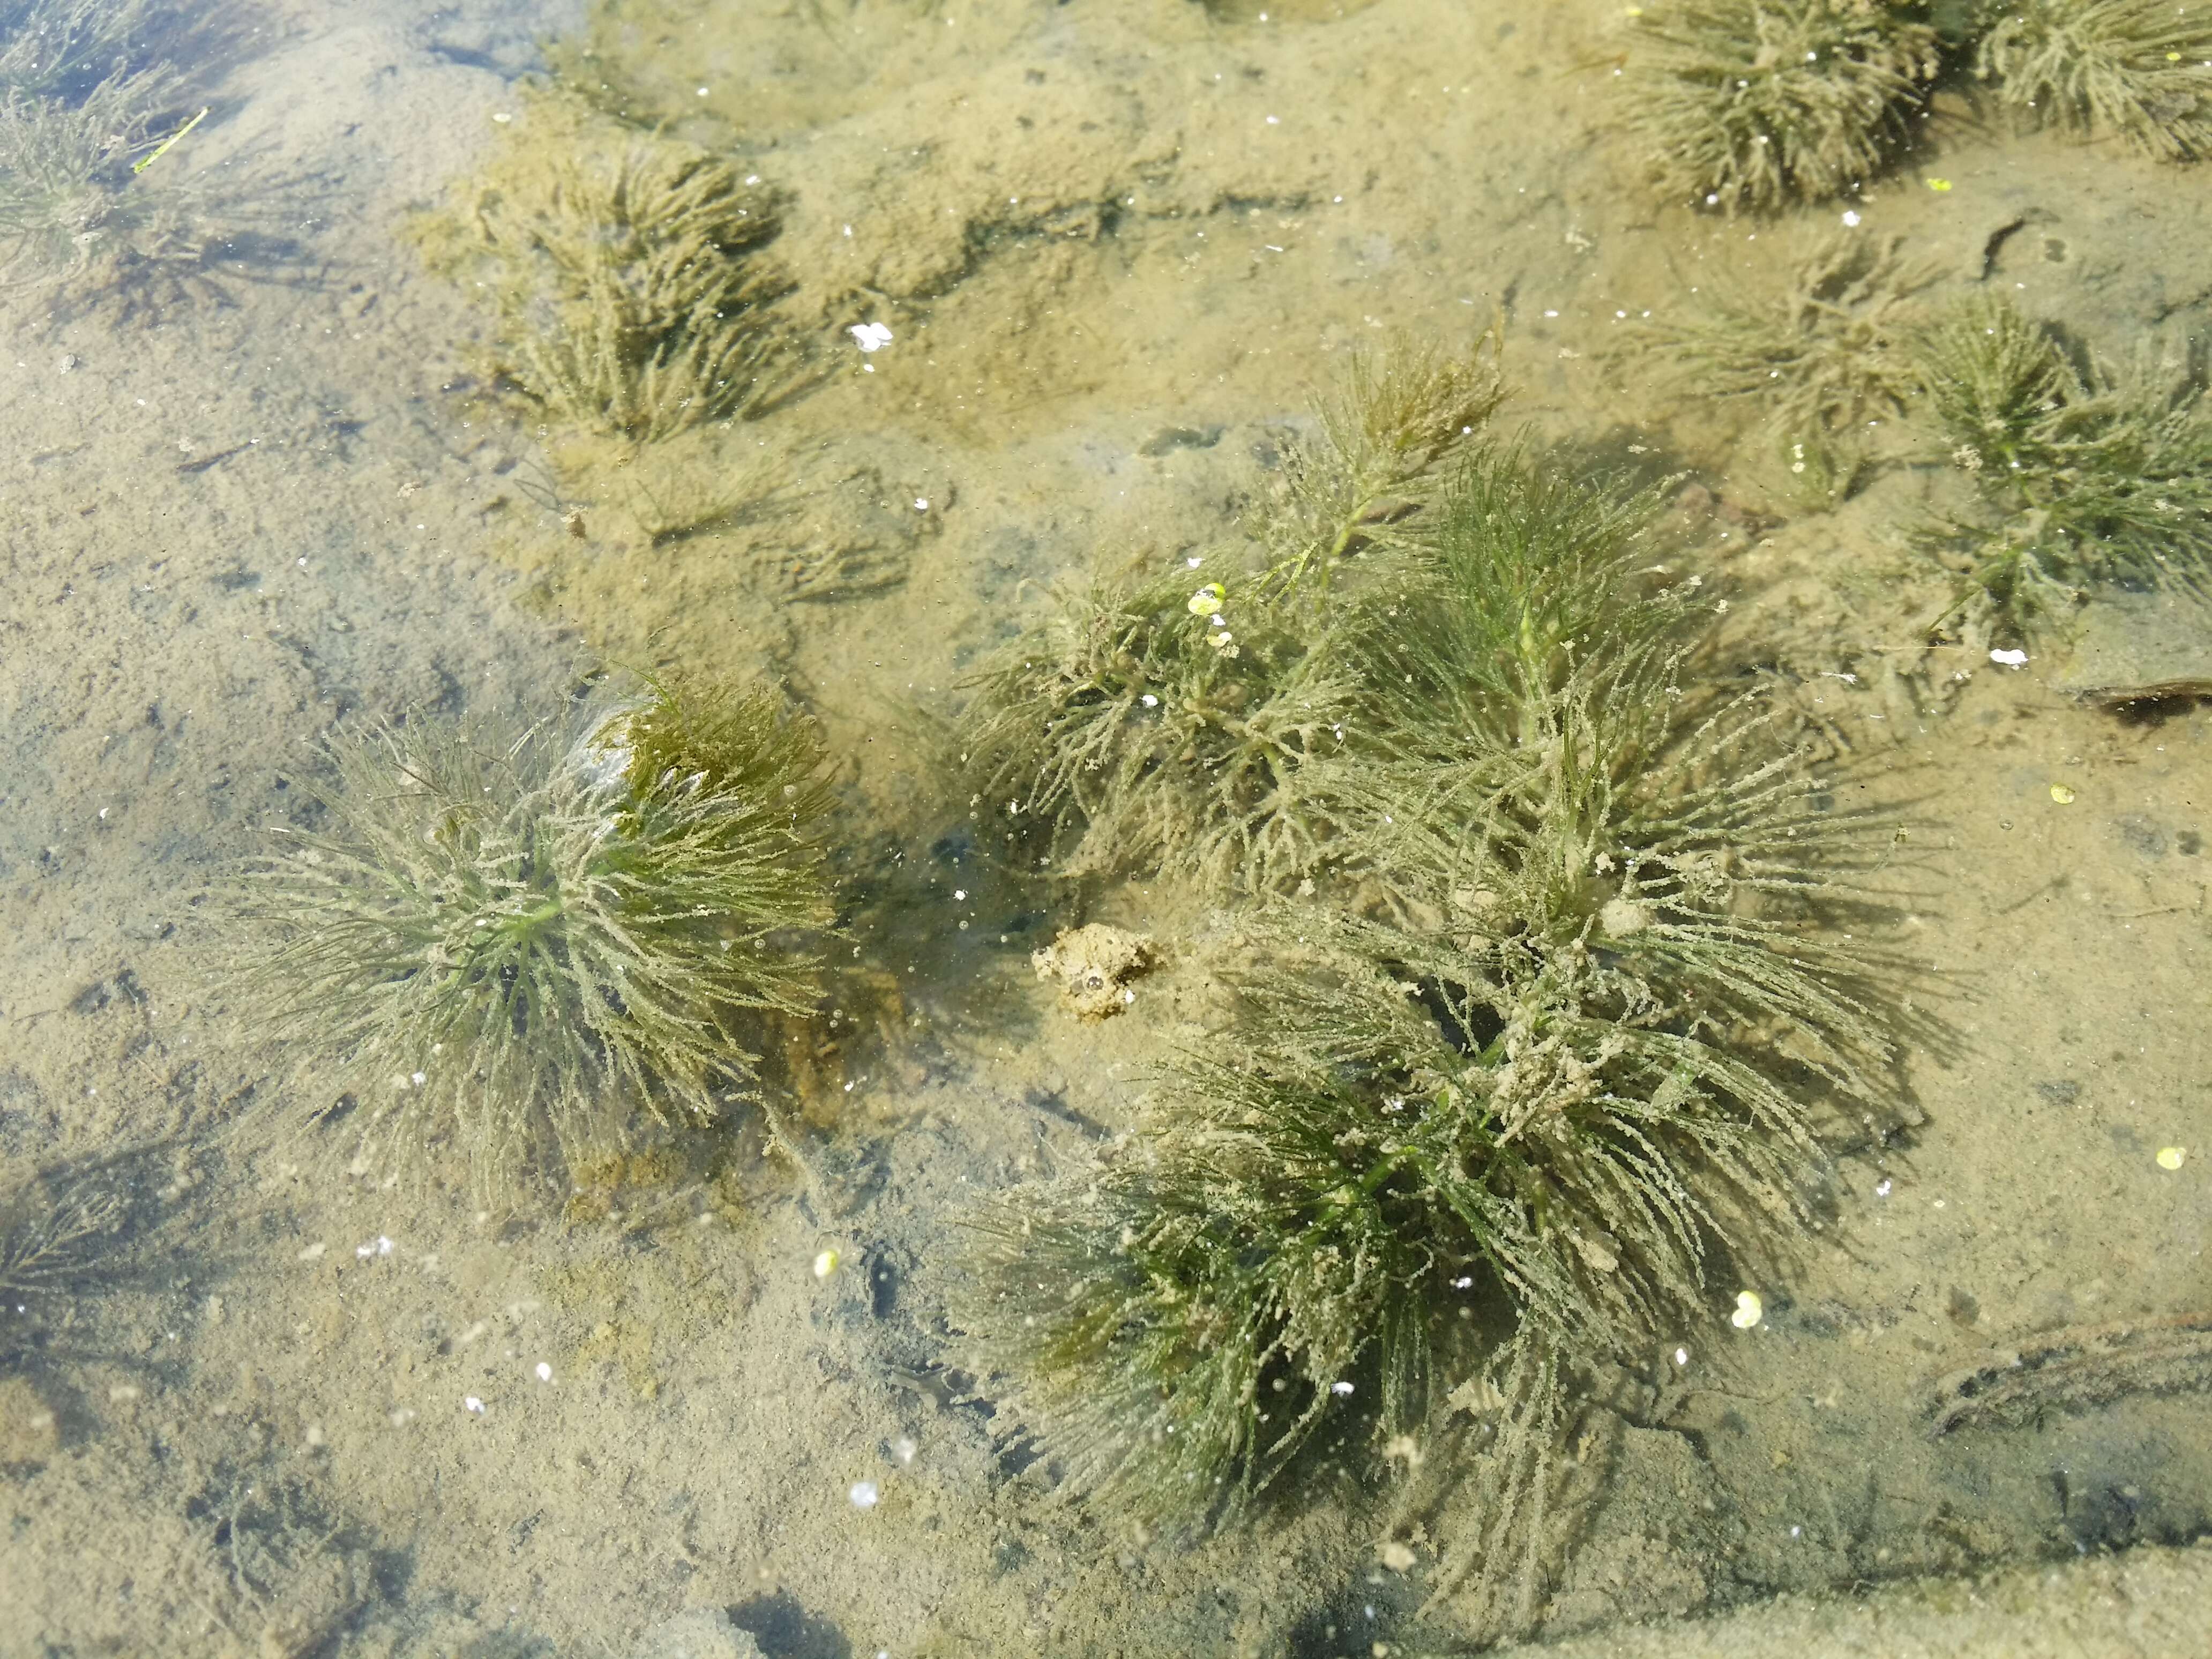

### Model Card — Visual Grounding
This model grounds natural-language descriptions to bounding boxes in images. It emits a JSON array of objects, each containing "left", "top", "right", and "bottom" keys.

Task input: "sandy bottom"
[{"left": 1, "top": 1, "right": 2207, "bottom": 1654}]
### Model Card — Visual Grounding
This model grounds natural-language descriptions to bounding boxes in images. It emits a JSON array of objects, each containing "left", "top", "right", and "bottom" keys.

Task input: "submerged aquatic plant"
[
  {"left": 1620, "top": 1, "right": 1941, "bottom": 212},
  {"left": 959, "top": 338, "right": 1507, "bottom": 894},
  {"left": 0, "top": 0, "right": 168, "bottom": 102},
  {"left": 1637, "top": 232, "right": 1934, "bottom": 500},
  {"left": 0, "top": 70, "right": 209, "bottom": 293},
  {"left": 0, "top": 1148, "right": 160, "bottom": 1370},
  {"left": 1909, "top": 292, "right": 2212, "bottom": 641},
  {"left": 0, "top": 1157, "right": 133, "bottom": 1304},
  {"left": 958, "top": 565, "right": 1363, "bottom": 894},
  {"left": 223, "top": 678, "right": 834, "bottom": 1199},
  {"left": 617, "top": 667, "right": 838, "bottom": 821},
  {"left": 413, "top": 91, "right": 810, "bottom": 442},
  {"left": 954, "top": 440, "right": 1893, "bottom": 1633},
  {"left": 1258, "top": 340, "right": 1516, "bottom": 600},
  {"left": 1973, "top": 0, "right": 2212, "bottom": 161}
]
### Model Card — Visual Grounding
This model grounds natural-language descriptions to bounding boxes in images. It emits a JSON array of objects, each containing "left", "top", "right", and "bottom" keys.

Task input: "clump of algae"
[
  {"left": 219, "top": 674, "right": 835, "bottom": 1202},
  {"left": 951, "top": 352, "right": 1901, "bottom": 1640},
  {"left": 409, "top": 88, "right": 812, "bottom": 443}
]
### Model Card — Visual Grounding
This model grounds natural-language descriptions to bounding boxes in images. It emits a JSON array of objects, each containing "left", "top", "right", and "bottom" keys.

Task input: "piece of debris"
[
  {"left": 1927, "top": 1308, "right": 2212, "bottom": 1436},
  {"left": 1031, "top": 924, "right": 1158, "bottom": 1020},
  {"left": 2047, "top": 587, "right": 2212, "bottom": 714}
]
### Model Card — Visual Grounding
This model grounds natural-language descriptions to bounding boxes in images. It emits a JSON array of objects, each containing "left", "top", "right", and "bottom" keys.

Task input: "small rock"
[
  {"left": 0, "top": 1376, "right": 61, "bottom": 1461},
  {"left": 1031, "top": 923, "right": 1159, "bottom": 1020},
  {"left": 1137, "top": 423, "right": 1224, "bottom": 457},
  {"left": 1597, "top": 896, "right": 1649, "bottom": 937}
]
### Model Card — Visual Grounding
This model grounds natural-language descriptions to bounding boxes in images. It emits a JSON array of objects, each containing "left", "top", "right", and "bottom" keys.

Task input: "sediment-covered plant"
[
  {"left": 1620, "top": 1, "right": 1942, "bottom": 212},
  {"left": 412, "top": 90, "right": 810, "bottom": 442},
  {"left": 222, "top": 675, "right": 834, "bottom": 1199},
  {"left": 959, "top": 338, "right": 1509, "bottom": 895},
  {"left": 1972, "top": 0, "right": 2212, "bottom": 161},
  {"left": 1636, "top": 231, "right": 1935, "bottom": 503},
  {"left": 953, "top": 428, "right": 1893, "bottom": 1635},
  {"left": 1909, "top": 291, "right": 2212, "bottom": 642}
]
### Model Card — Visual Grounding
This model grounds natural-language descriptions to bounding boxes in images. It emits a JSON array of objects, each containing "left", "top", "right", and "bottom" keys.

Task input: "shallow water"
[{"left": 2, "top": 1, "right": 2209, "bottom": 1655}]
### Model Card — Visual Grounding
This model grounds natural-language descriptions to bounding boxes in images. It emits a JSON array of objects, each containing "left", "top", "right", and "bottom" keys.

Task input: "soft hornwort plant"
[
  {"left": 0, "top": 0, "right": 170, "bottom": 101},
  {"left": 954, "top": 425, "right": 1897, "bottom": 1636},
  {"left": 0, "top": 69, "right": 211, "bottom": 294},
  {"left": 222, "top": 673, "right": 834, "bottom": 1201},
  {"left": 1909, "top": 290, "right": 2212, "bottom": 644},
  {"left": 1633, "top": 230, "right": 1936, "bottom": 507},
  {"left": 1618, "top": 1, "right": 1942, "bottom": 213},
  {"left": 1, "top": 1146, "right": 168, "bottom": 1372},
  {"left": 2, "top": 1157, "right": 131, "bottom": 1307},
  {"left": 410, "top": 87, "right": 811, "bottom": 442},
  {"left": 1971, "top": 0, "right": 2212, "bottom": 162},
  {"left": 958, "top": 334, "right": 1509, "bottom": 896}
]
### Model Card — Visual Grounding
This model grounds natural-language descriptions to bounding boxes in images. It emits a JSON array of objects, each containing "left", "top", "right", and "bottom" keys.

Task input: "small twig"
[
  {"left": 176, "top": 442, "right": 253, "bottom": 475},
  {"left": 1991, "top": 875, "right": 2067, "bottom": 917}
]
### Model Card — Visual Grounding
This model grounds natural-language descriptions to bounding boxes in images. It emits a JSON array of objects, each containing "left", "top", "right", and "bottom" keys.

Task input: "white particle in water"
[{"left": 849, "top": 1480, "right": 879, "bottom": 1509}]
